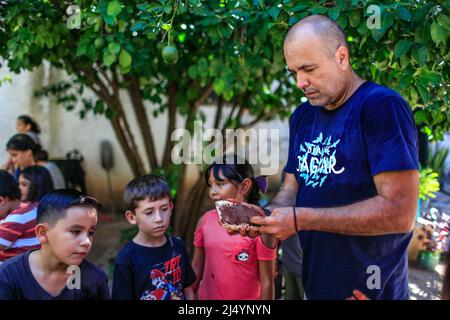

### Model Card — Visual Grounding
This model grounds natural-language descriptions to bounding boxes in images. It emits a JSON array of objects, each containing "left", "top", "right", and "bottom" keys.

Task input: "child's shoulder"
[
  {"left": 167, "top": 236, "right": 189, "bottom": 253},
  {"left": 79, "top": 259, "right": 108, "bottom": 281},
  {"left": 0, "top": 251, "right": 27, "bottom": 274},
  {"left": 199, "top": 209, "right": 218, "bottom": 223},
  {"left": 167, "top": 235, "right": 185, "bottom": 247},
  {"left": 114, "top": 240, "right": 138, "bottom": 263}
]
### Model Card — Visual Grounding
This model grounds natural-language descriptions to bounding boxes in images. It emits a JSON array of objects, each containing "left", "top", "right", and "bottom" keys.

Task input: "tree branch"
[
  {"left": 126, "top": 74, "right": 159, "bottom": 170},
  {"left": 194, "top": 84, "right": 213, "bottom": 110},
  {"left": 162, "top": 81, "right": 178, "bottom": 167}
]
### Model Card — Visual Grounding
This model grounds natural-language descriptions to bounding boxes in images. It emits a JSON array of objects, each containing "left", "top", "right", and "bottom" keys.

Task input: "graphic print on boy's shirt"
[
  {"left": 140, "top": 255, "right": 184, "bottom": 300},
  {"left": 296, "top": 132, "right": 345, "bottom": 189}
]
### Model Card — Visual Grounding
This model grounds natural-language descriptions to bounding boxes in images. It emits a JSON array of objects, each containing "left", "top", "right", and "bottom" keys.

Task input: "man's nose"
[{"left": 296, "top": 74, "right": 309, "bottom": 90}]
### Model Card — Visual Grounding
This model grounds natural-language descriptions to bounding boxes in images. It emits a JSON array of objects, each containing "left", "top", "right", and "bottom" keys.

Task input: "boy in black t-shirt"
[
  {"left": 0, "top": 189, "right": 110, "bottom": 300},
  {"left": 112, "top": 175, "right": 195, "bottom": 300}
]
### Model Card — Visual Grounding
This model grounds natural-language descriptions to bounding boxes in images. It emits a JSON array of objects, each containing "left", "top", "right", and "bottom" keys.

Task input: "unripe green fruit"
[
  {"left": 94, "top": 38, "right": 105, "bottom": 49},
  {"left": 162, "top": 45, "right": 178, "bottom": 64}
]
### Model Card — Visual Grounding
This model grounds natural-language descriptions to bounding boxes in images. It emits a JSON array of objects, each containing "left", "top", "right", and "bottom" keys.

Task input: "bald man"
[{"left": 251, "top": 15, "right": 419, "bottom": 300}]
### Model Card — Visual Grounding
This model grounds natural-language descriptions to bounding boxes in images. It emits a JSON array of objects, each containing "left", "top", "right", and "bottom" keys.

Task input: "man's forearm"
[
  {"left": 266, "top": 185, "right": 297, "bottom": 211},
  {"left": 299, "top": 195, "right": 416, "bottom": 236}
]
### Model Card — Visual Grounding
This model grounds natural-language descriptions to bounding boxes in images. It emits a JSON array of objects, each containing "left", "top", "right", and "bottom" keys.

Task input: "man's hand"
[
  {"left": 250, "top": 207, "right": 301, "bottom": 240},
  {"left": 346, "top": 290, "right": 370, "bottom": 300}
]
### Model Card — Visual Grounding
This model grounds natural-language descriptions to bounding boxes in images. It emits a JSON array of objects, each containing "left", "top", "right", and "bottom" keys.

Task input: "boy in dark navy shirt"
[
  {"left": 0, "top": 189, "right": 110, "bottom": 300},
  {"left": 112, "top": 175, "right": 195, "bottom": 300}
]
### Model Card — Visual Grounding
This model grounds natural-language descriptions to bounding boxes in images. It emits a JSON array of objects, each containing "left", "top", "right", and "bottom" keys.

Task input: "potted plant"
[
  {"left": 417, "top": 168, "right": 440, "bottom": 220},
  {"left": 413, "top": 168, "right": 444, "bottom": 270}
]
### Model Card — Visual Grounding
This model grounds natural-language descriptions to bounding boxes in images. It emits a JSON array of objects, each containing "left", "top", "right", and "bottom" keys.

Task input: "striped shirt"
[{"left": 0, "top": 202, "right": 40, "bottom": 262}]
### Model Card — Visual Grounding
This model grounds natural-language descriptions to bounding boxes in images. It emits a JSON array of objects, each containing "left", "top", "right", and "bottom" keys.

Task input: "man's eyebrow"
[{"left": 288, "top": 64, "right": 316, "bottom": 72}]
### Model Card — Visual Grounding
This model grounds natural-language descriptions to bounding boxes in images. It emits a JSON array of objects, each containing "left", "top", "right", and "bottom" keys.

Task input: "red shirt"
[{"left": 0, "top": 202, "right": 40, "bottom": 262}]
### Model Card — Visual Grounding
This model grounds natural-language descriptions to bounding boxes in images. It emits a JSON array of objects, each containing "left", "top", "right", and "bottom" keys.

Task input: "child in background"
[
  {"left": 16, "top": 115, "right": 41, "bottom": 145},
  {"left": 0, "top": 170, "right": 41, "bottom": 263},
  {"left": 0, "top": 189, "right": 110, "bottom": 299},
  {"left": 112, "top": 175, "right": 196, "bottom": 300},
  {"left": 5, "top": 133, "right": 40, "bottom": 180},
  {"left": 19, "top": 165, "right": 54, "bottom": 203},
  {"left": 192, "top": 154, "right": 277, "bottom": 300}
]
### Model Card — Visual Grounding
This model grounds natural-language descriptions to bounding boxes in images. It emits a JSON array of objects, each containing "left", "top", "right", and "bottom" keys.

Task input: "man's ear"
[
  {"left": 35, "top": 223, "right": 50, "bottom": 244},
  {"left": 336, "top": 45, "right": 350, "bottom": 70},
  {"left": 125, "top": 210, "right": 137, "bottom": 225}
]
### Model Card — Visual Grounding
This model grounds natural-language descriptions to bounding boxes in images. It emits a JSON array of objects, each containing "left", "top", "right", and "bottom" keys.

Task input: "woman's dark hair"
[
  {"left": 6, "top": 133, "right": 41, "bottom": 157},
  {"left": 20, "top": 166, "right": 54, "bottom": 203},
  {"left": 0, "top": 170, "right": 21, "bottom": 200},
  {"left": 205, "top": 154, "right": 261, "bottom": 205},
  {"left": 17, "top": 115, "right": 41, "bottom": 134}
]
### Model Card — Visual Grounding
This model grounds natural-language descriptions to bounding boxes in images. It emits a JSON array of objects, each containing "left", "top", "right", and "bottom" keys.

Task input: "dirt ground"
[{"left": 88, "top": 219, "right": 447, "bottom": 300}]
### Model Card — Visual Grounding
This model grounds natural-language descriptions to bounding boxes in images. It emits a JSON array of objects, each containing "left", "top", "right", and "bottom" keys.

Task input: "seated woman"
[
  {"left": 5, "top": 134, "right": 65, "bottom": 189},
  {"left": 18, "top": 165, "right": 54, "bottom": 204},
  {"left": 0, "top": 166, "right": 53, "bottom": 263},
  {"left": 5, "top": 133, "right": 39, "bottom": 180}
]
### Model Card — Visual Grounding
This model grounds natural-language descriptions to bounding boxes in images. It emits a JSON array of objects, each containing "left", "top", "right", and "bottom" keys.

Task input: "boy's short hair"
[
  {"left": 37, "top": 189, "right": 101, "bottom": 225},
  {"left": 124, "top": 174, "right": 171, "bottom": 212},
  {"left": 0, "top": 170, "right": 21, "bottom": 200}
]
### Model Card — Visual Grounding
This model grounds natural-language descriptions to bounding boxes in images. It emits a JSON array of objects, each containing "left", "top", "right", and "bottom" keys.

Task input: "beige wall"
[{"left": 0, "top": 63, "right": 290, "bottom": 210}]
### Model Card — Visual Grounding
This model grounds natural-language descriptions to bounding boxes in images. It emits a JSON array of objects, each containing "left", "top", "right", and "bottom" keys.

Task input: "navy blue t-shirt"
[
  {"left": 285, "top": 81, "right": 419, "bottom": 300},
  {"left": 0, "top": 251, "right": 110, "bottom": 300},
  {"left": 112, "top": 236, "right": 196, "bottom": 300}
]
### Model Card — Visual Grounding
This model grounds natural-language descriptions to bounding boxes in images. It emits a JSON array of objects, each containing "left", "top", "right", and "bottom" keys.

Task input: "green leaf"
[
  {"left": 411, "top": 45, "right": 428, "bottom": 66},
  {"left": 164, "top": 4, "right": 172, "bottom": 14},
  {"left": 414, "top": 109, "right": 428, "bottom": 124},
  {"left": 213, "top": 78, "right": 226, "bottom": 95},
  {"left": 103, "top": 15, "right": 115, "bottom": 25},
  {"left": 431, "top": 22, "right": 448, "bottom": 44},
  {"left": 188, "top": 65, "right": 197, "bottom": 79},
  {"left": 268, "top": 7, "right": 281, "bottom": 19},
  {"left": 328, "top": 7, "right": 340, "bottom": 21},
  {"left": 76, "top": 44, "right": 88, "bottom": 57},
  {"left": 437, "top": 15, "right": 450, "bottom": 31},
  {"left": 103, "top": 51, "right": 116, "bottom": 66},
  {"left": 108, "top": 42, "right": 121, "bottom": 54},
  {"left": 119, "top": 49, "right": 132, "bottom": 68},
  {"left": 396, "top": 7, "right": 411, "bottom": 21},
  {"left": 349, "top": 11, "right": 360, "bottom": 27},
  {"left": 197, "top": 57, "right": 208, "bottom": 75},
  {"left": 394, "top": 40, "right": 411, "bottom": 59},
  {"left": 420, "top": 71, "right": 443, "bottom": 86},
  {"left": 290, "top": 3, "right": 309, "bottom": 13},
  {"left": 107, "top": 1, "right": 122, "bottom": 17},
  {"left": 416, "top": 83, "right": 429, "bottom": 104},
  {"left": 414, "top": 23, "right": 431, "bottom": 45}
]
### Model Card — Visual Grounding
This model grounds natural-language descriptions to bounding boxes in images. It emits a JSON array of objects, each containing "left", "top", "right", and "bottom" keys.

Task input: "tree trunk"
[
  {"left": 126, "top": 75, "right": 159, "bottom": 170},
  {"left": 173, "top": 173, "right": 210, "bottom": 254}
]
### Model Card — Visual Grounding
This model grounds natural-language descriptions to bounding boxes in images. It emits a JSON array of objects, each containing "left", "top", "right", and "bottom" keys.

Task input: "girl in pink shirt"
[{"left": 192, "top": 155, "right": 277, "bottom": 300}]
